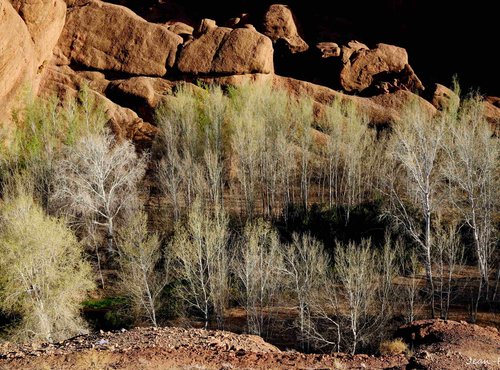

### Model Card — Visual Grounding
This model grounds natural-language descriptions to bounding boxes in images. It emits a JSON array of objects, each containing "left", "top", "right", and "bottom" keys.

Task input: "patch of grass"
[
  {"left": 82, "top": 297, "right": 127, "bottom": 310},
  {"left": 379, "top": 338, "right": 408, "bottom": 356}
]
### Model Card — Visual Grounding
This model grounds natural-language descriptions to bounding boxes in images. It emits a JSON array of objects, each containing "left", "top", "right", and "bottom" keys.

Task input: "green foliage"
[
  {"left": 82, "top": 297, "right": 128, "bottom": 310},
  {"left": 0, "top": 179, "right": 95, "bottom": 342},
  {"left": 0, "top": 86, "right": 107, "bottom": 206},
  {"left": 3, "top": 86, "right": 106, "bottom": 168}
]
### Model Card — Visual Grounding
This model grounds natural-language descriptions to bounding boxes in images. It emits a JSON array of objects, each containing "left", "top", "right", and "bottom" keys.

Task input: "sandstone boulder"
[
  {"left": 261, "top": 4, "right": 308, "bottom": 54},
  {"left": 272, "top": 75, "right": 400, "bottom": 127},
  {"left": 195, "top": 18, "right": 217, "bottom": 36},
  {"left": 177, "top": 24, "right": 274, "bottom": 75},
  {"left": 0, "top": 0, "right": 37, "bottom": 126},
  {"left": 106, "top": 77, "right": 183, "bottom": 122},
  {"left": 483, "top": 99, "right": 500, "bottom": 134},
  {"left": 429, "top": 83, "right": 460, "bottom": 111},
  {"left": 370, "top": 89, "right": 436, "bottom": 117},
  {"left": 57, "top": 0, "right": 182, "bottom": 76},
  {"left": 341, "top": 40, "right": 369, "bottom": 64},
  {"left": 10, "top": 0, "right": 67, "bottom": 67},
  {"left": 165, "top": 21, "right": 193, "bottom": 35},
  {"left": 340, "top": 43, "right": 414, "bottom": 93},
  {"left": 485, "top": 96, "right": 500, "bottom": 108},
  {"left": 224, "top": 13, "right": 250, "bottom": 28},
  {"left": 316, "top": 42, "right": 341, "bottom": 58}
]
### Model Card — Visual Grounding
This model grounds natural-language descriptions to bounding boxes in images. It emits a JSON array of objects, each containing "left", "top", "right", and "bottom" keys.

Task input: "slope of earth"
[
  {"left": 1, "top": 320, "right": 500, "bottom": 369},
  {"left": 0, "top": 326, "right": 407, "bottom": 370},
  {"left": 397, "top": 319, "right": 500, "bottom": 370}
]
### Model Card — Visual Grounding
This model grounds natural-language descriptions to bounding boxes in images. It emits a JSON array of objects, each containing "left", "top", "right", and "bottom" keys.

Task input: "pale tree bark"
[
  {"left": 442, "top": 96, "right": 498, "bottom": 316},
  {"left": 117, "top": 210, "right": 170, "bottom": 327},
  {"left": 335, "top": 239, "right": 392, "bottom": 354},
  {"left": 233, "top": 220, "right": 285, "bottom": 336},
  {"left": 384, "top": 102, "right": 446, "bottom": 318},
  {"left": 171, "top": 201, "right": 230, "bottom": 329},
  {"left": 281, "top": 233, "right": 329, "bottom": 352},
  {"left": 52, "top": 133, "right": 146, "bottom": 267}
]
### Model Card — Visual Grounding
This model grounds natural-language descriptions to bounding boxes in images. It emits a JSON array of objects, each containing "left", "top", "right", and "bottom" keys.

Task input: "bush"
[
  {"left": 0, "top": 87, "right": 106, "bottom": 206},
  {"left": 0, "top": 180, "right": 95, "bottom": 342},
  {"left": 379, "top": 338, "right": 408, "bottom": 356}
]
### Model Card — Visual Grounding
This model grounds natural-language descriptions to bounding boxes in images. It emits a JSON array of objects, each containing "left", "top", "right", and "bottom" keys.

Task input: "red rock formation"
[
  {"left": 57, "top": 0, "right": 182, "bottom": 76},
  {"left": 177, "top": 20, "right": 274, "bottom": 75},
  {"left": 261, "top": 4, "right": 308, "bottom": 53}
]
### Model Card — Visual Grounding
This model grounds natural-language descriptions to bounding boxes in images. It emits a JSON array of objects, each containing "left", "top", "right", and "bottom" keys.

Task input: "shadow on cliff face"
[{"left": 105, "top": 0, "right": 498, "bottom": 96}]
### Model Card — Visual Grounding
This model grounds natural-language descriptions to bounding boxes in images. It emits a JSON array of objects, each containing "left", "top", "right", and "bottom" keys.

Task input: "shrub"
[
  {"left": 0, "top": 179, "right": 95, "bottom": 342},
  {"left": 379, "top": 338, "right": 408, "bottom": 356}
]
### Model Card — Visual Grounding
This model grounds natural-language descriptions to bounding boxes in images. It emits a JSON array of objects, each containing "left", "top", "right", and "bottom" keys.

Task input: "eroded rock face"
[
  {"left": 57, "top": 0, "right": 182, "bottom": 76},
  {"left": 483, "top": 98, "right": 500, "bottom": 134},
  {"left": 105, "top": 77, "right": 186, "bottom": 122},
  {"left": 371, "top": 89, "right": 436, "bottom": 117},
  {"left": 271, "top": 75, "right": 433, "bottom": 127},
  {"left": 10, "top": 0, "right": 67, "bottom": 67},
  {"left": 340, "top": 43, "right": 411, "bottom": 93},
  {"left": 0, "top": 0, "right": 37, "bottom": 125},
  {"left": 261, "top": 4, "right": 308, "bottom": 54},
  {"left": 177, "top": 22, "right": 274, "bottom": 75},
  {"left": 39, "top": 65, "right": 157, "bottom": 144},
  {"left": 316, "top": 42, "right": 341, "bottom": 58},
  {"left": 429, "top": 83, "right": 460, "bottom": 111}
]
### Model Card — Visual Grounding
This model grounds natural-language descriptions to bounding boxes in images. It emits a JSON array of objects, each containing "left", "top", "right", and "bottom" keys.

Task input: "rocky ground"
[{"left": 1, "top": 320, "right": 499, "bottom": 369}]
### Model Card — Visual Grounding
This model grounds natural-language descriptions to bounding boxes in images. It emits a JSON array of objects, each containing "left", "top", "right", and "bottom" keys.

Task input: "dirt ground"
[{"left": 1, "top": 319, "right": 499, "bottom": 369}]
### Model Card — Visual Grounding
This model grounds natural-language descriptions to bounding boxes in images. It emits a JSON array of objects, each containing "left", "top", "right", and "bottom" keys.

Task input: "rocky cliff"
[{"left": 1, "top": 0, "right": 499, "bottom": 143}]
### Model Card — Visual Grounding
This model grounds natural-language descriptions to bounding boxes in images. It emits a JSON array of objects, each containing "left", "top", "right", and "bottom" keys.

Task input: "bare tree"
[
  {"left": 442, "top": 96, "right": 499, "bottom": 314},
  {"left": 229, "top": 83, "right": 297, "bottom": 219},
  {"left": 335, "top": 239, "right": 387, "bottom": 354},
  {"left": 290, "top": 98, "right": 314, "bottom": 210},
  {"left": 379, "top": 236, "right": 399, "bottom": 316},
  {"left": 233, "top": 220, "right": 284, "bottom": 336},
  {"left": 230, "top": 106, "right": 262, "bottom": 218},
  {"left": 156, "top": 123, "right": 183, "bottom": 221},
  {"left": 171, "top": 201, "right": 230, "bottom": 329},
  {"left": 52, "top": 133, "right": 146, "bottom": 255},
  {"left": 434, "top": 220, "right": 465, "bottom": 320},
  {"left": 281, "top": 233, "right": 329, "bottom": 351},
  {"left": 201, "top": 87, "right": 227, "bottom": 209},
  {"left": 385, "top": 102, "right": 446, "bottom": 318},
  {"left": 154, "top": 85, "right": 204, "bottom": 218},
  {"left": 3, "top": 87, "right": 106, "bottom": 208},
  {"left": 399, "top": 247, "right": 422, "bottom": 323},
  {"left": 117, "top": 210, "right": 170, "bottom": 327},
  {"left": 320, "top": 99, "right": 377, "bottom": 219},
  {"left": 306, "top": 275, "right": 342, "bottom": 352},
  {"left": 0, "top": 178, "right": 94, "bottom": 342},
  {"left": 257, "top": 86, "right": 292, "bottom": 217}
]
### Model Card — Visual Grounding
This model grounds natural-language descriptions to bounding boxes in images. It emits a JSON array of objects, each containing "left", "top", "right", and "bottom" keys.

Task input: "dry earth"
[{"left": 1, "top": 320, "right": 499, "bottom": 369}]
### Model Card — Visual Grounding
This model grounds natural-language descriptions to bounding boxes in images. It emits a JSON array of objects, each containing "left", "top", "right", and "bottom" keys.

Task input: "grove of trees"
[{"left": 0, "top": 82, "right": 498, "bottom": 354}]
